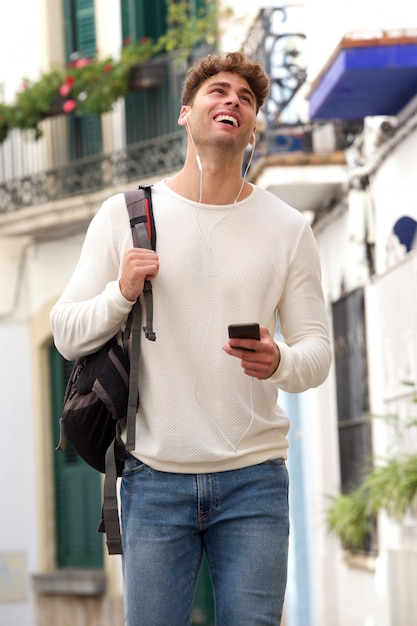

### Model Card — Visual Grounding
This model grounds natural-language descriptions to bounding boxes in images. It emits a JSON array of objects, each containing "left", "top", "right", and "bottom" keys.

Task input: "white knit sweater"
[{"left": 50, "top": 180, "right": 331, "bottom": 473}]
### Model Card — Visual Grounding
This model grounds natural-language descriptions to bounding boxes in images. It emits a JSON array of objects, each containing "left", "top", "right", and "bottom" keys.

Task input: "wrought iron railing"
[
  {"left": 0, "top": 131, "right": 185, "bottom": 214},
  {"left": 0, "top": 9, "right": 365, "bottom": 217},
  {"left": 242, "top": 6, "right": 307, "bottom": 135},
  {"left": 242, "top": 6, "right": 364, "bottom": 156}
]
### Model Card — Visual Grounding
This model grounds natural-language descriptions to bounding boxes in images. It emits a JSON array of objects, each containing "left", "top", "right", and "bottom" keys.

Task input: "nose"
[{"left": 225, "top": 92, "right": 239, "bottom": 107}]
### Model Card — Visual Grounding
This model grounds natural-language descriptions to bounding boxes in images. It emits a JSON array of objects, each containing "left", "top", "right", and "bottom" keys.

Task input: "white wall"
[
  {"left": 0, "top": 0, "right": 45, "bottom": 102},
  {"left": 370, "top": 131, "right": 417, "bottom": 274},
  {"left": 0, "top": 324, "right": 38, "bottom": 626},
  {"left": 312, "top": 113, "right": 417, "bottom": 626}
]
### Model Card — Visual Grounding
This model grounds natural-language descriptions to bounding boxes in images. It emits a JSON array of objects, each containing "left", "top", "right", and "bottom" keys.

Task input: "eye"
[{"left": 240, "top": 93, "right": 253, "bottom": 104}]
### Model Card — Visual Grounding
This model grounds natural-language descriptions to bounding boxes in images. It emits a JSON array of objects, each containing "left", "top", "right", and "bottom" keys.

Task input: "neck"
[{"left": 167, "top": 149, "right": 250, "bottom": 205}]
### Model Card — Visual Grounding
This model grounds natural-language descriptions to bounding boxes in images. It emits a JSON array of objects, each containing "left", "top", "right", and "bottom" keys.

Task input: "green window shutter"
[
  {"left": 143, "top": 0, "right": 167, "bottom": 40},
  {"left": 121, "top": 0, "right": 141, "bottom": 41},
  {"left": 121, "top": 0, "right": 167, "bottom": 42},
  {"left": 124, "top": 84, "right": 179, "bottom": 143},
  {"left": 63, "top": 0, "right": 73, "bottom": 58},
  {"left": 121, "top": 0, "right": 179, "bottom": 143},
  {"left": 68, "top": 115, "right": 103, "bottom": 159},
  {"left": 63, "top": 0, "right": 102, "bottom": 159},
  {"left": 50, "top": 344, "right": 103, "bottom": 568},
  {"left": 63, "top": 0, "right": 96, "bottom": 57},
  {"left": 76, "top": 0, "right": 96, "bottom": 56}
]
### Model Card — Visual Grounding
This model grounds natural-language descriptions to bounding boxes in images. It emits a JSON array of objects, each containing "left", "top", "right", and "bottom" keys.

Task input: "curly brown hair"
[{"left": 181, "top": 52, "right": 270, "bottom": 113}]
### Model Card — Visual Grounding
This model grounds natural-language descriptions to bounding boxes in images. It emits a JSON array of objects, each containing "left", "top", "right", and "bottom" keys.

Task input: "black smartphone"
[{"left": 228, "top": 323, "right": 260, "bottom": 351}]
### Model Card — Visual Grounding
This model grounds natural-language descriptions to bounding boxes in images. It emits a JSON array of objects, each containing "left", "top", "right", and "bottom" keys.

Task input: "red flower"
[
  {"left": 59, "top": 83, "right": 71, "bottom": 97},
  {"left": 63, "top": 99, "right": 76, "bottom": 114},
  {"left": 123, "top": 37, "right": 131, "bottom": 46},
  {"left": 103, "top": 62, "right": 113, "bottom": 73},
  {"left": 65, "top": 75, "right": 75, "bottom": 87},
  {"left": 74, "top": 57, "right": 91, "bottom": 69}
]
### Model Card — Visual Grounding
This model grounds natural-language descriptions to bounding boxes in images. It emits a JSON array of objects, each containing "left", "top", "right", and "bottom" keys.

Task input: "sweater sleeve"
[
  {"left": 50, "top": 195, "right": 134, "bottom": 360},
  {"left": 269, "top": 220, "right": 332, "bottom": 392}
]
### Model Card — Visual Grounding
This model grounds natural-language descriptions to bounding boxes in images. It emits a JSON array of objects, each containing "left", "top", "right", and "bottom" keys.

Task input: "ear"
[
  {"left": 178, "top": 106, "right": 190, "bottom": 127},
  {"left": 249, "top": 127, "right": 257, "bottom": 145}
]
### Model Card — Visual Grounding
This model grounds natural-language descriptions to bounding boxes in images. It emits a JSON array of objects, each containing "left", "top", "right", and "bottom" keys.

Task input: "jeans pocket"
[{"left": 122, "top": 453, "right": 148, "bottom": 475}]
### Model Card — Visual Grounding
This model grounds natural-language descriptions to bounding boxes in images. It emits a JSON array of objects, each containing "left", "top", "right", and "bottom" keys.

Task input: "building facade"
[{"left": 1, "top": 1, "right": 417, "bottom": 626}]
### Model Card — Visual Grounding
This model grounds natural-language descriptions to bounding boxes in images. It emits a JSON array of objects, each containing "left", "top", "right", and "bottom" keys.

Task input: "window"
[
  {"left": 332, "top": 288, "right": 376, "bottom": 553},
  {"left": 63, "top": 0, "right": 103, "bottom": 159},
  {"left": 332, "top": 288, "right": 372, "bottom": 492},
  {"left": 121, "top": 0, "right": 178, "bottom": 143},
  {"left": 121, "top": 0, "right": 167, "bottom": 41}
]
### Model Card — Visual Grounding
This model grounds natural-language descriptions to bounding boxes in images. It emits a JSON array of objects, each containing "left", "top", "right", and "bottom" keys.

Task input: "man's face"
[{"left": 182, "top": 71, "right": 257, "bottom": 153}]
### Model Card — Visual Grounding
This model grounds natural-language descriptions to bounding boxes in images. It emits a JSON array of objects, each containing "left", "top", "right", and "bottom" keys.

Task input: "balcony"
[
  {"left": 0, "top": 12, "right": 368, "bottom": 229},
  {"left": 243, "top": 6, "right": 353, "bottom": 219},
  {"left": 0, "top": 130, "right": 186, "bottom": 237},
  {"left": 308, "top": 31, "right": 417, "bottom": 120},
  {"left": 0, "top": 47, "right": 189, "bottom": 237}
]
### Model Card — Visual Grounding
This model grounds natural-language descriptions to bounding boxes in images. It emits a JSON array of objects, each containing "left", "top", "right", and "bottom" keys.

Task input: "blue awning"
[{"left": 308, "top": 34, "right": 417, "bottom": 120}]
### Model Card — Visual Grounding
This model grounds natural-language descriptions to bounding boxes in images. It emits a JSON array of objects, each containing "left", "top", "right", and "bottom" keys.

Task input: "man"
[{"left": 51, "top": 51, "right": 331, "bottom": 625}]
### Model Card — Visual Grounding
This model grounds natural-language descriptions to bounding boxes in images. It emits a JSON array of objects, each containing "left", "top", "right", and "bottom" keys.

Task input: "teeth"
[{"left": 214, "top": 115, "right": 238, "bottom": 127}]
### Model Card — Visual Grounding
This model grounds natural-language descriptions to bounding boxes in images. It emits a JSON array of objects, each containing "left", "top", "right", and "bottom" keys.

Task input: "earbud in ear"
[
  {"left": 178, "top": 112, "right": 188, "bottom": 127},
  {"left": 178, "top": 112, "right": 189, "bottom": 127}
]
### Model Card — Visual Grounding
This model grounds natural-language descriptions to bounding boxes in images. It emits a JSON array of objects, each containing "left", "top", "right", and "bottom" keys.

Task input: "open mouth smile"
[{"left": 214, "top": 114, "right": 239, "bottom": 128}]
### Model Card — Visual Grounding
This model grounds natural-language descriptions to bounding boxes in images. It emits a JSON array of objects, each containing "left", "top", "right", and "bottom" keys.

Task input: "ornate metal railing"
[
  {"left": 242, "top": 7, "right": 363, "bottom": 155},
  {"left": 242, "top": 6, "right": 307, "bottom": 131},
  {"left": 0, "top": 132, "right": 185, "bottom": 214}
]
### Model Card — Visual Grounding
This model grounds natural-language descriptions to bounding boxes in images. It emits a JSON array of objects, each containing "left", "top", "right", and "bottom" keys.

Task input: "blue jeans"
[{"left": 120, "top": 457, "right": 289, "bottom": 626}]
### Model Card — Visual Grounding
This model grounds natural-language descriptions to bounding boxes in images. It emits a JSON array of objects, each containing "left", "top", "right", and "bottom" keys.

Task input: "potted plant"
[
  {"left": 326, "top": 454, "right": 417, "bottom": 551},
  {"left": 327, "top": 384, "right": 417, "bottom": 551},
  {"left": 366, "top": 455, "right": 417, "bottom": 518},
  {"left": 326, "top": 487, "right": 373, "bottom": 551}
]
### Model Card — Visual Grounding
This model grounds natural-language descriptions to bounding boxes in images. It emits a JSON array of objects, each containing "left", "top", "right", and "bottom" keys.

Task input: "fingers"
[
  {"left": 119, "top": 248, "right": 159, "bottom": 301},
  {"left": 222, "top": 327, "right": 281, "bottom": 379}
]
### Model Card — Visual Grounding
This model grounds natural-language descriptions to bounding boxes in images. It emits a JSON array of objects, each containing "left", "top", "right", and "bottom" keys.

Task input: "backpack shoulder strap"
[
  {"left": 124, "top": 184, "right": 156, "bottom": 251},
  {"left": 123, "top": 183, "right": 155, "bottom": 453},
  {"left": 124, "top": 184, "right": 156, "bottom": 342},
  {"left": 101, "top": 184, "right": 156, "bottom": 555}
]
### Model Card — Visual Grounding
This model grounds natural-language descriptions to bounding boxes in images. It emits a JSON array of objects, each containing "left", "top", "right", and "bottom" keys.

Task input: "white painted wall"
[
  {"left": 0, "top": 1, "right": 44, "bottom": 102},
  {"left": 0, "top": 324, "right": 38, "bottom": 625},
  {"left": 312, "top": 122, "right": 417, "bottom": 626},
  {"left": 371, "top": 131, "right": 417, "bottom": 273}
]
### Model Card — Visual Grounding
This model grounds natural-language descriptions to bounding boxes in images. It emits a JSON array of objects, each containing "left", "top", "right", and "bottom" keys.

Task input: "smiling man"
[{"left": 51, "top": 52, "right": 331, "bottom": 626}]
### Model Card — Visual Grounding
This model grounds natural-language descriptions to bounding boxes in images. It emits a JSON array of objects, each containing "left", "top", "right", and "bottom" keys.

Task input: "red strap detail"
[{"left": 144, "top": 198, "right": 152, "bottom": 242}]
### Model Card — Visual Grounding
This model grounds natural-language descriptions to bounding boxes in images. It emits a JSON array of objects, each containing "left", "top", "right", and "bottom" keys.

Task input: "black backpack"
[{"left": 56, "top": 184, "right": 156, "bottom": 555}]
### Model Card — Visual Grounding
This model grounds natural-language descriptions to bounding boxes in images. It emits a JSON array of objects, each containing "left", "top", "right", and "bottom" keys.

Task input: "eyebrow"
[{"left": 207, "top": 81, "right": 256, "bottom": 104}]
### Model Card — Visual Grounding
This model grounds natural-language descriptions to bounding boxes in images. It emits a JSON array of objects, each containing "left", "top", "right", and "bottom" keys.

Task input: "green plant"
[
  {"left": 366, "top": 455, "right": 417, "bottom": 518},
  {"left": 0, "top": 0, "right": 223, "bottom": 142},
  {"left": 327, "top": 382, "right": 417, "bottom": 551},
  {"left": 326, "top": 454, "right": 417, "bottom": 550},
  {"left": 326, "top": 488, "right": 372, "bottom": 551},
  {"left": 0, "top": 103, "right": 10, "bottom": 142},
  {"left": 11, "top": 70, "right": 64, "bottom": 138},
  {"left": 159, "top": 0, "right": 221, "bottom": 53}
]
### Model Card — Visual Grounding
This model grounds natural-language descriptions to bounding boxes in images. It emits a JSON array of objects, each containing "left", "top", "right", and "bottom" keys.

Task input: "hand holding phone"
[{"left": 228, "top": 323, "right": 260, "bottom": 351}]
